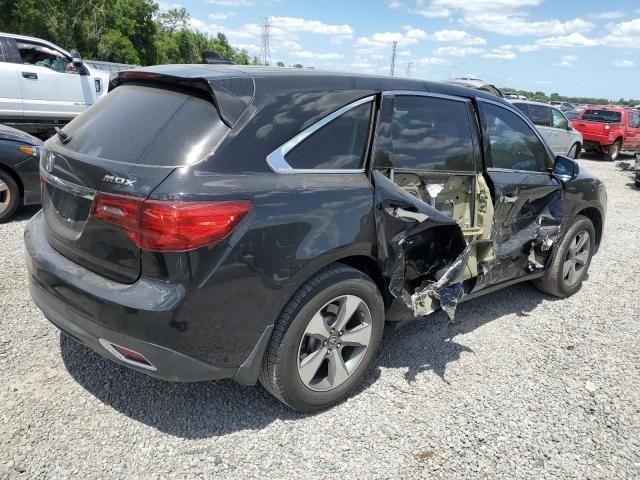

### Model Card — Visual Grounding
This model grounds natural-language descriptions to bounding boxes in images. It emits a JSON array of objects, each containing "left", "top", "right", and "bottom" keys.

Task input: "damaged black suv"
[{"left": 25, "top": 66, "right": 607, "bottom": 412}]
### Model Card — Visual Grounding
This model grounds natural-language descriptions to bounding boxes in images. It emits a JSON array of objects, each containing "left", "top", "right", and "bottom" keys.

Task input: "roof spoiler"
[{"left": 109, "top": 70, "right": 254, "bottom": 128}]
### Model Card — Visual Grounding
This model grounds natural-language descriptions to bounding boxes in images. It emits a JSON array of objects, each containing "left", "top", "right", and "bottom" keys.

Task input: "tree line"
[
  {"left": 501, "top": 87, "right": 639, "bottom": 107},
  {"left": 0, "top": 0, "right": 300, "bottom": 67}
]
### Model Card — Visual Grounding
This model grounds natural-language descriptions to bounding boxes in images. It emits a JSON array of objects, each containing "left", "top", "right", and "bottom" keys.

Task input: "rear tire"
[
  {"left": 604, "top": 140, "right": 621, "bottom": 161},
  {"left": 534, "top": 215, "right": 595, "bottom": 298},
  {"left": 0, "top": 170, "right": 20, "bottom": 223},
  {"left": 259, "top": 264, "right": 384, "bottom": 412}
]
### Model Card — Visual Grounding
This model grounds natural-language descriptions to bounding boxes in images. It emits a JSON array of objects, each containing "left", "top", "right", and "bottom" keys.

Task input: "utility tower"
[
  {"left": 389, "top": 41, "right": 397, "bottom": 76},
  {"left": 406, "top": 61, "right": 413, "bottom": 78},
  {"left": 259, "top": 17, "right": 272, "bottom": 66}
]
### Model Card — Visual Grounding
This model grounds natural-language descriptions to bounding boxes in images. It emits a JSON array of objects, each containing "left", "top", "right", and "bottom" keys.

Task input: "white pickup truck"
[{"left": 0, "top": 33, "right": 111, "bottom": 138}]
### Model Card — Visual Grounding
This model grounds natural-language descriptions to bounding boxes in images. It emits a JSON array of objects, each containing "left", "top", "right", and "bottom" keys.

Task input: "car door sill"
[{"left": 461, "top": 271, "right": 545, "bottom": 303}]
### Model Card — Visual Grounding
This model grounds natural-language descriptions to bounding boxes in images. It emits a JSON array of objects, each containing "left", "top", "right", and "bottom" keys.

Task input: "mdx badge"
[
  {"left": 45, "top": 152, "right": 55, "bottom": 172},
  {"left": 102, "top": 175, "right": 136, "bottom": 187}
]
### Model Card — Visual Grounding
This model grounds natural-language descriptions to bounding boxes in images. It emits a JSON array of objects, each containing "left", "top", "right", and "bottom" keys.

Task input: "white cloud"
[
  {"left": 536, "top": 33, "right": 599, "bottom": 48},
  {"left": 434, "top": 46, "right": 484, "bottom": 57},
  {"left": 431, "top": 29, "right": 486, "bottom": 45},
  {"left": 387, "top": 0, "right": 403, "bottom": 8},
  {"left": 536, "top": 80, "right": 551, "bottom": 85},
  {"left": 430, "top": 0, "right": 542, "bottom": 12},
  {"left": 206, "top": 0, "right": 253, "bottom": 5},
  {"left": 502, "top": 43, "right": 540, "bottom": 53},
  {"left": 554, "top": 55, "right": 578, "bottom": 67},
  {"left": 399, "top": 50, "right": 412, "bottom": 57},
  {"left": 612, "top": 59, "right": 635, "bottom": 67},
  {"left": 417, "top": 57, "right": 446, "bottom": 64},
  {"left": 587, "top": 11, "right": 625, "bottom": 20},
  {"left": 356, "top": 29, "right": 426, "bottom": 49},
  {"left": 412, "top": 6, "right": 450, "bottom": 18},
  {"left": 290, "top": 51, "right": 345, "bottom": 60},
  {"left": 484, "top": 48, "right": 516, "bottom": 59},
  {"left": 271, "top": 16, "right": 353, "bottom": 39},
  {"left": 209, "top": 13, "right": 231, "bottom": 20},
  {"left": 468, "top": 14, "right": 593, "bottom": 37},
  {"left": 158, "top": 1, "right": 182, "bottom": 10},
  {"left": 600, "top": 18, "right": 640, "bottom": 48}
]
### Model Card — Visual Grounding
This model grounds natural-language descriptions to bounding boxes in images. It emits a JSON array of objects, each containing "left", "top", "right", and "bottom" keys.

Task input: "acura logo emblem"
[{"left": 45, "top": 152, "right": 55, "bottom": 173}]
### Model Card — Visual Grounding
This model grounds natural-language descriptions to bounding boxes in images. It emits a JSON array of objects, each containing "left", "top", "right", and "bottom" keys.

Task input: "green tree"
[
  {"left": 98, "top": 29, "right": 140, "bottom": 63},
  {"left": 276, "top": 61, "right": 285, "bottom": 67}
]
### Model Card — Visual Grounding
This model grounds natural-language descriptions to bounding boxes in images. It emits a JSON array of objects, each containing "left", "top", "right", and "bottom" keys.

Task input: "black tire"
[
  {"left": 0, "top": 170, "right": 20, "bottom": 223},
  {"left": 605, "top": 140, "right": 621, "bottom": 161},
  {"left": 534, "top": 215, "right": 595, "bottom": 298},
  {"left": 259, "top": 264, "right": 384, "bottom": 412},
  {"left": 569, "top": 142, "right": 581, "bottom": 159}
]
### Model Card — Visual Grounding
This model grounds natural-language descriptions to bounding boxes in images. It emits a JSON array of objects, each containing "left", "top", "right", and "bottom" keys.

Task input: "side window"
[
  {"left": 379, "top": 95, "right": 475, "bottom": 171},
  {"left": 482, "top": 103, "right": 551, "bottom": 172},
  {"left": 528, "top": 105, "right": 551, "bottom": 127},
  {"left": 513, "top": 103, "right": 529, "bottom": 116},
  {"left": 16, "top": 41, "right": 78, "bottom": 74},
  {"left": 552, "top": 109, "right": 568, "bottom": 130},
  {"left": 285, "top": 101, "right": 372, "bottom": 170}
]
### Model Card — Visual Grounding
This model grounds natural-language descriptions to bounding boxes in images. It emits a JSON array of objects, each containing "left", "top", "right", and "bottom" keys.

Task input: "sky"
[{"left": 161, "top": 0, "right": 640, "bottom": 100}]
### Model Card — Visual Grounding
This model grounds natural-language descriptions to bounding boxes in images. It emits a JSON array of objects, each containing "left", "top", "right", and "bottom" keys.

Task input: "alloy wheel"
[
  {"left": 0, "top": 179, "right": 10, "bottom": 216},
  {"left": 297, "top": 294, "right": 372, "bottom": 392},
  {"left": 610, "top": 143, "right": 620, "bottom": 160},
  {"left": 563, "top": 230, "right": 590, "bottom": 287}
]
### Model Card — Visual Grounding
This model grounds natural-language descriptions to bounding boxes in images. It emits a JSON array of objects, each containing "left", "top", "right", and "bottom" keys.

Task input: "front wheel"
[
  {"left": 259, "top": 264, "right": 384, "bottom": 412},
  {"left": 568, "top": 142, "right": 581, "bottom": 159},
  {"left": 534, "top": 215, "right": 595, "bottom": 297},
  {"left": 0, "top": 170, "right": 20, "bottom": 223}
]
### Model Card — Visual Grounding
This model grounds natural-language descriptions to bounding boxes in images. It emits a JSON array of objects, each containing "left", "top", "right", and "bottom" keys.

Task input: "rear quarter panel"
[{"left": 145, "top": 169, "right": 377, "bottom": 366}]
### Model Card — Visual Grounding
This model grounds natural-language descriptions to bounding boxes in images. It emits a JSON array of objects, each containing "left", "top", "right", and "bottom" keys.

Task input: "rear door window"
[
  {"left": 285, "top": 101, "right": 372, "bottom": 170},
  {"left": 528, "top": 104, "right": 551, "bottom": 127},
  {"left": 376, "top": 95, "right": 476, "bottom": 171},
  {"left": 61, "top": 84, "right": 228, "bottom": 167}
]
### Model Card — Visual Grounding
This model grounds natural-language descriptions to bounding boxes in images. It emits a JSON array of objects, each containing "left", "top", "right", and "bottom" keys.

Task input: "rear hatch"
[
  {"left": 41, "top": 71, "right": 252, "bottom": 283},
  {"left": 573, "top": 109, "right": 622, "bottom": 138}
]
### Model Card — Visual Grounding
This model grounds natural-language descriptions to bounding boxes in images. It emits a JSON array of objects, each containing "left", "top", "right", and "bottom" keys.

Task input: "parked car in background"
[
  {"left": 0, "top": 33, "right": 110, "bottom": 139},
  {"left": 563, "top": 109, "right": 582, "bottom": 120},
  {"left": 445, "top": 77, "right": 503, "bottom": 97},
  {"left": 26, "top": 66, "right": 606, "bottom": 412},
  {"left": 550, "top": 101, "right": 576, "bottom": 112},
  {"left": 0, "top": 124, "right": 42, "bottom": 222},
  {"left": 511, "top": 100, "right": 583, "bottom": 158},
  {"left": 571, "top": 106, "right": 640, "bottom": 161}
]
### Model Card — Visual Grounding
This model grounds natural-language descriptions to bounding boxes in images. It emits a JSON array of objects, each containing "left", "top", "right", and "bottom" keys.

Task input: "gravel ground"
[{"left": 1, "top": 155, "right": 639, "bottom": 479}]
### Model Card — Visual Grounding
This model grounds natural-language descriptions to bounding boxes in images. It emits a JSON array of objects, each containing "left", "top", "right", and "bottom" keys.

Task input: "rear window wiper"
[{"left": 55, "top": 127, "right": 71, "bottom": 145}]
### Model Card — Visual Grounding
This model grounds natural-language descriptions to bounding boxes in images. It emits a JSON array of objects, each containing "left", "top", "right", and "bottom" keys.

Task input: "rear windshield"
[
  {"left": 581, "top": 109, "right": 622, "bottom": 123},
  {"left": 61, "top": 85, "right": 228, "bottom": 167}
]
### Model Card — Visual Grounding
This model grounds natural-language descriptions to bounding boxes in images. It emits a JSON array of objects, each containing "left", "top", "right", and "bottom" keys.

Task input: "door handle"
[{"left": 22, "top": 72, "right": 38, "bottom": 80}]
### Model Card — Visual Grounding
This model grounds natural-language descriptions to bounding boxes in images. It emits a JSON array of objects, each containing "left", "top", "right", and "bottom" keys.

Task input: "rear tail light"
[
  {"left": 91, "top": 192, "right": 251, "bottom": 252},
  {"left": 98, "top": 339, "right": 155, "bottom": 370}
]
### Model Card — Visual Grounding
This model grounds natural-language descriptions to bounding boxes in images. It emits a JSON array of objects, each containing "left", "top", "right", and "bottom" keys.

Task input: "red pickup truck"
[{"left": 571, "top": 106, "right": 640, "bottom": 160}]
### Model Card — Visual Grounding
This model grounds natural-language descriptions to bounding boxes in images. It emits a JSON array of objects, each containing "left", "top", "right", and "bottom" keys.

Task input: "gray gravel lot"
[{"left": 1, "top": 155, "right": 639, "bottom": 479}]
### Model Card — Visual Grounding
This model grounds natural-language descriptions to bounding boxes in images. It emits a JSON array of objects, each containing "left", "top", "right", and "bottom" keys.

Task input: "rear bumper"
[
  {"left": 29, "top": 277, "right": 237, "bottom": 382},
  {"left": 25, "top": 210, "right": 273, "bottom": 384}
]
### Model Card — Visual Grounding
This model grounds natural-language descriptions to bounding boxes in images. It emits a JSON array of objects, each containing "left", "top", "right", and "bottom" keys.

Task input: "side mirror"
[
  {"left": 70, "top": 49, "right": 82, "bottom": 67},
  {"left": 553, "top": 155, "right": 579, "bottom": 182}
]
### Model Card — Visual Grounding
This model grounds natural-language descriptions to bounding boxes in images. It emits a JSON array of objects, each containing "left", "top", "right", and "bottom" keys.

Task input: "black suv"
[{"left": 25, "top": 66, "right": 607, "bottom": 412}]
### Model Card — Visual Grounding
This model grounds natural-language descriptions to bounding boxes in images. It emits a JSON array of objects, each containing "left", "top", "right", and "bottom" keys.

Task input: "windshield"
[{"left": 581, "top": 109, "right": 622, "bottom": 123}]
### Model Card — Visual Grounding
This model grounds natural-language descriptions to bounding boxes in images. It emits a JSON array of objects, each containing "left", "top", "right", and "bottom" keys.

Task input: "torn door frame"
[{"left": 373, "top": 169, "right": 564, "bottom": 321}]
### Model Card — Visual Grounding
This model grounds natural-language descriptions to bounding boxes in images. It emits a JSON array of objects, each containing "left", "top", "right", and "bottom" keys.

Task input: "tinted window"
[
  {"left": 582, "top": 109, "right": 622, "bottom": 123},
  {"left": 285, "top": 101, "right": 372, "bottom": 170},
  {"left": 482, "top": 103, "right": 550, "bottom": 172},
  {"left": 382, "top": 95, "right": 475, "bottom": 171},
  {"left": 551, "top": 109, "right": 568, "bottom": 129},
  {"left": 513, "top": 103, "right": 529, "bottom": 115},
  {"left": 62, "top": 85, "right": 228, "bottom": 167},
  {"left": 528, "top": 104, "right": 551, "bottom": 127}
]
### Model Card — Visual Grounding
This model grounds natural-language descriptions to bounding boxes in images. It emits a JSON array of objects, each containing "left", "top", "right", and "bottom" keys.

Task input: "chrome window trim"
[
  {"left": 40, "top": 167, "right": 96, "bottom": 200},
  {"left": 382, "top": 89, "right": 471, "bottom": 104},
  {"left": 265, "top": 95, "right": 375, "bottom": 174}
]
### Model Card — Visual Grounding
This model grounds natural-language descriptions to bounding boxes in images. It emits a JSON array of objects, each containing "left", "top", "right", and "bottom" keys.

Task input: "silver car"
[{"left": 510, "top": 100, "right": 583, "bottom": 158}]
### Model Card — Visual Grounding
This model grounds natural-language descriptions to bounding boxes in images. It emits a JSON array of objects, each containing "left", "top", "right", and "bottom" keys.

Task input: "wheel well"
[
  {"left": 0, "top": 164, "right": 24, "bottom": 198},
  {"left": 336, "top": 255, "right": 389, "bottom": 306},
  {"left": 578, "top": 207, "right": 602, "bottom": 250}
]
